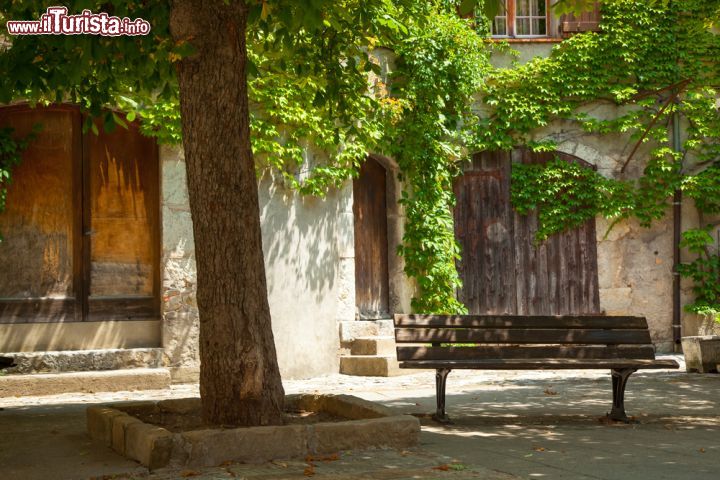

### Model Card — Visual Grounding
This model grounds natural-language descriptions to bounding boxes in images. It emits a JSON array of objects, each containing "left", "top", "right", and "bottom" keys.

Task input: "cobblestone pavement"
[
  {"left": 102, "top": 449, "right": 515, "bottom": 480},
  {"left": 2, "top": 355, "right": 720, "bottom": 480}
]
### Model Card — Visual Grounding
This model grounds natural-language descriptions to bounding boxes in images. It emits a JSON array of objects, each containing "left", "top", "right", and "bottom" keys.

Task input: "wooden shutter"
[{"left": 559, "top": 1, "right": 601, "bottom": 37}]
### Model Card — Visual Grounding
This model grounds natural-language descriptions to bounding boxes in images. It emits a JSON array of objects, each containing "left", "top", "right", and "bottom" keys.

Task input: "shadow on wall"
[
  {"left": 259, "top": 174, "right": 343, "bottom": 305},
  {"left": 0, "top": 319, "right": 161, "bottom": 353}
]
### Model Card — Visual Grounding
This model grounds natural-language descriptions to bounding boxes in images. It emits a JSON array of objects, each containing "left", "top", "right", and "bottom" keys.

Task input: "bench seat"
[
  {"left": 399, "top": 358, "right": 679, "bottom": 370},
  {"left": 394, "top": 314, "right": 679, "bottom": 423}
]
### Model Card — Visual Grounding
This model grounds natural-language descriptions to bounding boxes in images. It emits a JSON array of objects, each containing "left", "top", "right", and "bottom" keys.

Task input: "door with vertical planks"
[
  {"left": 84, "top": 118, "right": 160, "bottom": 321},
  {"left": 353, "top": 157, "right": 390, "bottom": 319},
  {"left": 454, "top": 149, "right": 600, "bottom": 315},
  {"left": 0, "top": 104, "right": 160, "bottom": 324},
  {"left": 0, "top": 106, "right": 82, "bottom": 323}
]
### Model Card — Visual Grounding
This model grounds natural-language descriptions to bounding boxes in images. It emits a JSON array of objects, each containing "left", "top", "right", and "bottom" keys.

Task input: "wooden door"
[
  {"left": 453, "top": 152, "right": 517, "bottom": 314},
  {"left": 0, "top": 106, "right": 82, "bottom": 323},
  {"left": 0, "top": 105, "right": 159, "bottom": 324},
  {"left": 454, "top": 150, "right": 600, "bottom": 315},
  {"left": 84, "top": 119, "right": 160, "bottom": 321},
  {"left": 353, "top": 157, "right": 390, "bottom": 319}
]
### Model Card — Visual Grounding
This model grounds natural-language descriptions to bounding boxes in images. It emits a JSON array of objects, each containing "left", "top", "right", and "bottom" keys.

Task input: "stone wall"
[
  {"left": 536, "top": 110, "right": 720, "bottom": 349},
  {"left": 482, "top": 44, "right": 719, "bottom": 351},
  {"left": 159, "top": 40, "right": 718, "bottom": 377},
  {"left": 160, "top": 146, "right": 199, "bottom": 382},
  {"left": 159, "top": 147, "right": 355, "bottom": 381},
  {"left": 258, "top": 173, "right": 354, "bottom": 378}
]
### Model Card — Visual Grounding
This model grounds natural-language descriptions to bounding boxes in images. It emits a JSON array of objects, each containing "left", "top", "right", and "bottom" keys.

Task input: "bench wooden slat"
[
  {"left": 393, "top": 313, "right": 679, "bottom": 422},
  {"left": 397, "top": 345, "right": 656, "bottom": 361},
  {"left": 398, "top": 358, "right": 679, "bottom": 370},
  {"left": 395, "top": 328, "right": 652, "bottom": 345},
  {"left": 394, "top": 314, "right": 648, "bottom": 330}
]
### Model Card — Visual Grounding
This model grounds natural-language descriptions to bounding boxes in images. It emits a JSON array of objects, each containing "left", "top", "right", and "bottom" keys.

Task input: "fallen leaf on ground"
[
  {"left": 303, "top": 465, "right": 316, "bottom": 476},
  {"left": 181, "top": 471, "right": 201, "bottom": 477},
  {"left": 543, "top": 388, "right": 558, "bottom": 396},
  {"left": 699, "top": 448, "right": 706, "bottom": 453},
  {"left": 533, "top": 446, "right": 546, "bottom": 452},
  {"left": 220, "top": 460, "right": 234, "bottom": 466},
  {"left": 433, "top": 464, "right": 450, "bottom": 471}
]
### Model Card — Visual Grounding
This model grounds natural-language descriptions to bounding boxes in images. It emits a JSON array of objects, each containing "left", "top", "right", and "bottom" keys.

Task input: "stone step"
[
  {"left": 1, "top": 348, "right": 164, "bottom": 375},
  {"left": 339, "top": 355, "right": 402, "bottom": 377},
  {"left": 351, "top": 336, "right": 396, "bottom": 356},
  {"left": 339, "top": 319, "right": 394, "bottom": 343},
  {"left": 0, "top": 368, "right": 172, "bottom": 397}
]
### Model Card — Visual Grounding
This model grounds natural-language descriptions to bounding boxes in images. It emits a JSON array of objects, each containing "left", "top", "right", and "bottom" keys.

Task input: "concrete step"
[
  {"left": 2, "top": 348, "right": 164, "bottom": 375},
  {"left": 350, "top": 336, "right": 396, "bottom": 356},
  {"left": 0, "top": 368, "right": 171, "bottom": 397},
  {"left": 339, "top": 319, "right": 394, "bottom": 343},
  {"left": 340, "top": 355, "right": 402, "bottom": 377}
]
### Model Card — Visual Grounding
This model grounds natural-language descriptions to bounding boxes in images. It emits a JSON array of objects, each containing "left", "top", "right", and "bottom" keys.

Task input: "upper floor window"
[{"left": 492, "top": 0, "right": 549, "bottom": 37}]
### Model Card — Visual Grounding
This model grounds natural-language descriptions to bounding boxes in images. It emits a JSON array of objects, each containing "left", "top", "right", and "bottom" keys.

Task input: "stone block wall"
[
  {"left": 159, "top": 148, "right": 355, "bottom": 381},
  {"left": 160, "top": 146, "right": 199, "bottom": 382}
]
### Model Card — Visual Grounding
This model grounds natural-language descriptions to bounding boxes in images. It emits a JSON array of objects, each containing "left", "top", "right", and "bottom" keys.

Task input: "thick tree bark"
[{"left": 169, "top": 0, "right": 285, "bottom": 426}]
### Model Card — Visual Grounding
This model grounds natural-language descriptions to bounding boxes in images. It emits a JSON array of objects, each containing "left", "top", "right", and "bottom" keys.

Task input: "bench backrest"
[{"left": 394, "top": 314, "right": 655, "bottom": 361}]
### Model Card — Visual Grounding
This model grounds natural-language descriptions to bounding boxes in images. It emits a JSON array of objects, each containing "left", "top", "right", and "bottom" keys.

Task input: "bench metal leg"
[
  {"left": 433, "top": 368, "right": 452, "bottom": 423},
  {"left": 608, "top": 368, "right": 637, "bottom": 423}
]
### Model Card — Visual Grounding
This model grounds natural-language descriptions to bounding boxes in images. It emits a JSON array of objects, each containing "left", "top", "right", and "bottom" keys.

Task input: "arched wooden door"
[
  {"left": 353, "top": 157, "right": 390, "bottom": 319},
  {"left": 0, "top": 105, "right": 160, "bottom": 324},
  {"left": 453, "top": 149, "right": 600, "bottom": 315}
]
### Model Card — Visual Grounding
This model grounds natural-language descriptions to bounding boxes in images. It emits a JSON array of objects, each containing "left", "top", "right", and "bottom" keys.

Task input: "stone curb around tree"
[{"left": 87, "top": 394, "right": 420, "bottom": 469}]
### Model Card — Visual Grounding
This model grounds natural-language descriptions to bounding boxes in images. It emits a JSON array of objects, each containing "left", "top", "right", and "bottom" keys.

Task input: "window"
[{"left": 492, "top": 0, "right": 549, "bottom": 38}]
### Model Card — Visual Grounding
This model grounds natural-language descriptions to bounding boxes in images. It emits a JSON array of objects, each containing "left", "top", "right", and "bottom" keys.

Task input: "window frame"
[{"left": 492, "top": 0, "right": 551, "bottom": 39}]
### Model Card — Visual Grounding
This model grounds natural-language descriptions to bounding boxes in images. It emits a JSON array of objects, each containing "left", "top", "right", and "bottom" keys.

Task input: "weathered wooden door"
[
  {"left": 84, "top": 118, "right": 160, "bottom": 321},
  {"left": 0, "top": 106, "right": 82, "bottom": 322},
  {"left": 353, "top": 157, "right": 390, "bottom": 319},
  {"left": 454, "top": 150, "right": 600, "bottom": 315},
  {"left": 0, "top": 105, "right": 159, "bottom": 324}
]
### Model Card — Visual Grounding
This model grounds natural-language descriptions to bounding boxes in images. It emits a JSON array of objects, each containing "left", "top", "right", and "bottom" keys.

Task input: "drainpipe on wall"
[{"left": 672, "top": 105, "right": 683, "bottom": 352}]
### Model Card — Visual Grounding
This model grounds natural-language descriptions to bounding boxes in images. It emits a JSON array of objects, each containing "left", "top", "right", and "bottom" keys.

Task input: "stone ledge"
[
  {"left": 682, "top": 336, "right": 720, "bottom": 373},
  {"left": 168, "top": 366, "right": 200, "bottom": 384},
  {"left": 339, "top": 320, "right": 394, "bottom": 343},
  {"left": 339, "top": 355, "right": 402, "bottom": 377},
  {"left": 2, "top": 348, "right": 164, "bottom": 375},
  {"left": 0, "top": 368, "right": 171, "bottom": 397},
  {"left": 88, "top": 394, "right": 420, "bottom": 469}
]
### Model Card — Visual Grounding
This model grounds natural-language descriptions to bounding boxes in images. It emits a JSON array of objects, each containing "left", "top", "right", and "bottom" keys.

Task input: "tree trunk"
[{"left": 169, "top": 0, "right": 285, "bottom": 427}]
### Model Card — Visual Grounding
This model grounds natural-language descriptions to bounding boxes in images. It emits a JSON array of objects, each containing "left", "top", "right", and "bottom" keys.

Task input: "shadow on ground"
[{"left": 0, "top": 369, "right": 718, "bottom": 479}]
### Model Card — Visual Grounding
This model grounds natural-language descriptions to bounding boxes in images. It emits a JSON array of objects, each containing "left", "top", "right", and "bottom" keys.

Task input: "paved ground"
[{"left": 1, "top": 355, "right": 719, "bottom": 479}]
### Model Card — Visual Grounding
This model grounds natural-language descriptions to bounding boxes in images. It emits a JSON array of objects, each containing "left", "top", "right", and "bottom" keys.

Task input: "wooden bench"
[{"left": 394, "top": 314, "right": 679, "bottom": 423}]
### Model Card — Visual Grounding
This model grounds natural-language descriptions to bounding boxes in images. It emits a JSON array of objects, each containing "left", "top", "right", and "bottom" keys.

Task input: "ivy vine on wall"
[{"left": 485, "top": 1, "right": 720, "bottom": 319}]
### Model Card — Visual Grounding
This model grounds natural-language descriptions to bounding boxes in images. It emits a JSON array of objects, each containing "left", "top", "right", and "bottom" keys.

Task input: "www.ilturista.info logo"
[{"left": 6, "top": 6, "right": 151, "bottom": 36}]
